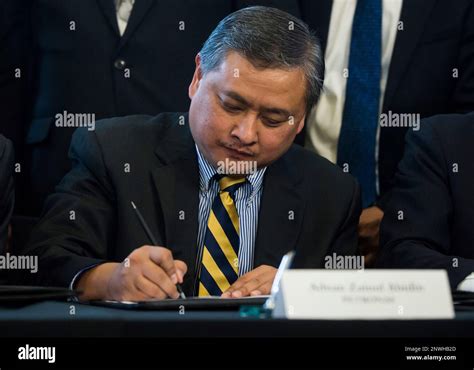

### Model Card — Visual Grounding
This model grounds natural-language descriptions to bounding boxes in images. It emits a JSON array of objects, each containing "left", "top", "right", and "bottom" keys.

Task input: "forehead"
[{"left": 206, "top": 52, "right": 307, "bottom": 111}]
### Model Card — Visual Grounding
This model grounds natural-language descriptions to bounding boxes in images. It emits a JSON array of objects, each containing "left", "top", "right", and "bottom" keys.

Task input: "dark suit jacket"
[
  {"left": 16, "top": 0, "right": 300, "bottom": 216},
  {"left": 20, "top": 113, "right": 361, "bottom": 296},
  {"left": 0, "top": 135, "right": 14, "bottom": 253},
  {"left": 299, "top": 0, "right": 474, "bottom": 205},
  {"left": 377, "top": 113, "right": 474, "bottom": 290},
  {"left": 0, "top": 0, "right": 29, "bottom": 151}
]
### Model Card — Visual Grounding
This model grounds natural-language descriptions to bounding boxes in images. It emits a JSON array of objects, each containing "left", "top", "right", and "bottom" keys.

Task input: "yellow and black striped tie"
[{"left": 198, "top": 176, "right": 247, "bottom": 296}]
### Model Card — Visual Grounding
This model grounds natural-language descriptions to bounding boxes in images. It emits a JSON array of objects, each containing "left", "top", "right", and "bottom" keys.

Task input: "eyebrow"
[{"left": 222, "top": 90, "right": 292, "bottom": 118}]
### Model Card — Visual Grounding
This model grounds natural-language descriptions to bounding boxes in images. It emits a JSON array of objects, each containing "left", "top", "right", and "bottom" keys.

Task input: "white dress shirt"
[
  {"left": 305, "top": 0, "right": 403, "bottom": 194},
  {"left": 115, "top": 0, "right": 135, "bottom": 36}
]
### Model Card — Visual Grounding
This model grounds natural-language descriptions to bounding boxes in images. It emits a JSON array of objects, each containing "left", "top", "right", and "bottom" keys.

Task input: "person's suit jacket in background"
[
  {"left": 377, "top": 112, "right": 474, "bottom": 290},
  {"left": 0, "top": 0, "right": 29, "bottom": 151},
  {"left": 19, "top": 113, "right": 361, "bottom": 296},
  {"left": 298, "top": 0, "right": 474, "bottom": 206},
  {"left": 16, "top": 0, "right": 300, "bottom": 216},
  {"left": 0, "top": 135, "right": 14, "bottom": 252},
  {"left": 0, "top": 135, "right": 15, "bottom": 284}
]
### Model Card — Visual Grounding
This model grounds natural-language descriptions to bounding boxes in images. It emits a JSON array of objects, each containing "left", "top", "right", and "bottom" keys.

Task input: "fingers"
[
  {"left": 363, "top": 251, "right": 377, "bottom": 267},
  {"left": 117, "top": 276, "right": 149, "bottom": 302},
  {"left": 135, "top": 275, "right": 167, "bottom": 300},
  {"left": 231, "top": 275, "right": 263, "bottom": 297},
  {"left": 143, "top": 259, "right": 179, "bottom": 299},
  {"left": 249, "top": 281, "right": 272, "bottom": 296},
  {"left": 222, "top": 275, "right": 249, "bottom": 297},
  {"left": 108, "top": 246, "right": 185, "bottom": 301},
  {"left": 359, "top": 228, "right": 380, "bottom": 264},
  {"left": 222, "top": 266, "right": 276, "bottom": 298},
  {"left": 174, "top": 260, "right": 188, "bottom": 283},
  {"left": 358, "top": 206, "right": 384, "bottom": 235},
  {"left": 148, "top": 246, "right": 178, "bottom": 284}
]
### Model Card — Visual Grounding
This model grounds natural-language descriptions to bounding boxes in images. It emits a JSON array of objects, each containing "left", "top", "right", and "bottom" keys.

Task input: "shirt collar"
[
  {"left": 195, "top": 144, "right": 267, "bottom": 197},
  {"left": 196, "top": 145, "right": 217, "bottom": 193}
]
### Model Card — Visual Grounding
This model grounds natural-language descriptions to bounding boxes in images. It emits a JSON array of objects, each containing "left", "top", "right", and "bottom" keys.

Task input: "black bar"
[{"left": 0, "top": 337, "right": 473, "bottom": 369}]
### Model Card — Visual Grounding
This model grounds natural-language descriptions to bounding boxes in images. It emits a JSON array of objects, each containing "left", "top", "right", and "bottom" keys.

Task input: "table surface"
[{"left": 0, "top": 301, "right": 473, "bottom": 337}]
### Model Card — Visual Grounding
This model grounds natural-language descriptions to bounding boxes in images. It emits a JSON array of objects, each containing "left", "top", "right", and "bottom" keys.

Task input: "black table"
[{"left": 0, "top": 301, "right": 473, "bottom": 337}]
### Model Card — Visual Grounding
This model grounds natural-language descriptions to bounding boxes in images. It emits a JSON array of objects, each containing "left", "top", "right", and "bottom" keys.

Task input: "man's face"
[{"left": 188, "top": 51, "right": 307, "bottom": 173}]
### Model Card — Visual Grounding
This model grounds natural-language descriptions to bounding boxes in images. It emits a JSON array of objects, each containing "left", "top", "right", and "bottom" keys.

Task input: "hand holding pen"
[
  {"left": 131, "top": 201, "right": 186, "bottom": 299},
  {"left": 76, "top": 202, "right": 187, "bottom": 302}
]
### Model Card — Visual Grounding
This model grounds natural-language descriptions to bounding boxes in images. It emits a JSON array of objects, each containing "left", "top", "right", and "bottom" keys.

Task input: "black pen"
[{"left": 131, "top": 201, "right": 186, "bottom": 299}]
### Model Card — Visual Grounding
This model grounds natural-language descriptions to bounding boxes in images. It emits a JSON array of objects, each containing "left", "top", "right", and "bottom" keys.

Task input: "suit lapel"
[
  {"left": 383, "top": 0, "right": 438, "bottom": 110},
  {"left": 97, "top": 0, "right": 120, "bottom": 37},
  {"left": 253, "top": 152, "right": 305, "bottom": 268},
  {"left": 150, "top": 119, "right": 306, "bottom": 289},
  {"left": 118, "top": 0, "right": 155, "bottom": 50},
  {"left": 150, "top": 118, "right": 199, "bottom": 296}
]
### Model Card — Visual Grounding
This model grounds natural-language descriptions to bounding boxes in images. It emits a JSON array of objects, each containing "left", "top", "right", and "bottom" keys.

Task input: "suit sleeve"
[
  {"left": 19, "top": 128, "right": 116, "bottom": 287},
  {"left": 377, "top": 122, "right": 474, "bottom": 290},
  {"left": 0, "top": 137, "right": 14, "bottom": 253}
]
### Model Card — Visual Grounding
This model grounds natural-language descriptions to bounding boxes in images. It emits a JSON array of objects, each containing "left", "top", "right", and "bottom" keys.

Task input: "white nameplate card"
[{"left": 272, "top": 270, "right": 454, "bottom": 320}]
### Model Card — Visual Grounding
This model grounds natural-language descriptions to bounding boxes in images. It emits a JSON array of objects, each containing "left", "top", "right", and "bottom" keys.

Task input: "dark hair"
[{"left": 199, "top": 6, "right": 324, "bottom": 115}]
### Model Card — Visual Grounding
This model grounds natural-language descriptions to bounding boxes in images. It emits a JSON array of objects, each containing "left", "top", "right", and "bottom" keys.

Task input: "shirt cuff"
[{"left": 68, "top": 263, "right": 104, "bottom": 301}]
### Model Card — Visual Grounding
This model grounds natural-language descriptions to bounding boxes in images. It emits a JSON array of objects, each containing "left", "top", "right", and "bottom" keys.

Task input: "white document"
[{"left": 272, "top": 270, "right": 454, "bottom": 320}]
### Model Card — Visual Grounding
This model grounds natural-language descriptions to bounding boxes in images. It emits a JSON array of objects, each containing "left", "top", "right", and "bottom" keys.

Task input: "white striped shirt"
[{"left": 194, "top": 145, "right": 267, "bottom": 286}]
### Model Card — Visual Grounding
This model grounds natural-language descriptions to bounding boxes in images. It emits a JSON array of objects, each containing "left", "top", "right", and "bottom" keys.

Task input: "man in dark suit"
[
  {"left": 299, "top": 0, "right": 474, "bottom": 264},
  {"left": 13, "top": 0, "right": 299, "bottom": 217},
  {"left": 0, "top": 136, "right": 14, "bottom": 252},
  {"left": 20, "top": 7, "right": 360, "bottom": 301},
  {"left": 377, "top": 113, "right": 474, "bottom": 291}
]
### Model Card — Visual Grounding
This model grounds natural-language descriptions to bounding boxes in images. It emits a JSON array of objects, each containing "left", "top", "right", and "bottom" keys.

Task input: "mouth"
[{"left": 223, "top": 146, "right": 255, "bottom": 159}]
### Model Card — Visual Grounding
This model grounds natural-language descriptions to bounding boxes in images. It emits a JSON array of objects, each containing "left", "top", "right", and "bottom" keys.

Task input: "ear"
[
  {"left": 296, "top": 114, "right": 306, "bottom": 135},
  {"left": 188, "top": 53, "right": 203, "bottom": 100}
]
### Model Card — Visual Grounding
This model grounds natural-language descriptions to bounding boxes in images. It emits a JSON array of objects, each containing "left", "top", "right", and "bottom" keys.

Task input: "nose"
[{"left": 230, "top": 113, "right": 258, "bottom": 145}]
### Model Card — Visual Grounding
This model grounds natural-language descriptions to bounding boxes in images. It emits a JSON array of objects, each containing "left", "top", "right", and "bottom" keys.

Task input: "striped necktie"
[
  {"left": 198, "top": 176, "right": 247, "bottom": 296},
  {"left": 337, "top": 0, "right": 382, "bottom": 208}
]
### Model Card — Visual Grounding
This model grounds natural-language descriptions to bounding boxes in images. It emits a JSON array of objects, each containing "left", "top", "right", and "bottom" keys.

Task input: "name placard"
[{"left": 272, "top": 270, "right": 454, "bottom": 319}]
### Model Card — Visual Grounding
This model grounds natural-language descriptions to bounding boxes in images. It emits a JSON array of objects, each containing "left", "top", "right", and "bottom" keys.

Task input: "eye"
[
  {"left": 262, "top": 117, "right": 284, "bottom": 126},
  {"left": 222, "top": 103, "right": 243, "bottom": 113}
]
